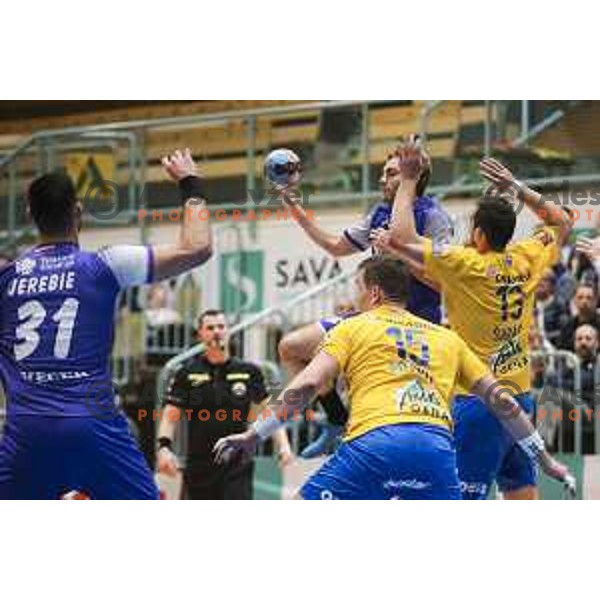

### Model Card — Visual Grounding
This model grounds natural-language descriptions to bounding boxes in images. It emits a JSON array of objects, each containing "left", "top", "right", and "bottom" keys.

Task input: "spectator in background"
[
  {"left": 529, "top": 322, "right": 549, "bottom": 390},
  {"left": 570, "top": 324, "right": 599, "bottom": 403},
  {"left": 556, "top": 283, "right": 600, "bottom": 351},
  {"left": 555, "top": 324, "right": 599, "bottom": 454},
  {"left": 144, "top": 283, "right": 187, "bottom": 359},
  {"left": 534, "top": 269, "right": 569, "bottom": 348},
  {"left": 552, "top": 260, "right": 576, "bottom": 307},
  {"left": 575, "top": 323, "right": 598, "bottom": 373},
  {"left": 145, "top": 282, "right": 182, "bottom": 327},
  {"left": 562, "top": 246, "right": 598, "bottom": 301}
]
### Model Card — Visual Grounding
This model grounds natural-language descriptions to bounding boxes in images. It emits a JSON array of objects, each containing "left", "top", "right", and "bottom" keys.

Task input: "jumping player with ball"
[{"left": 270, "top": 139, "right": 454, "bottom": 458}]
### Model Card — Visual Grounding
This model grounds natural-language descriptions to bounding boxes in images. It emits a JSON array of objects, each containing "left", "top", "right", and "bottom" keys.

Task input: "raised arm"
[
  {"left": 286, "top": 201, "right": 358, "bottom": 257},
  {"left": 480, "top": 158, "right": 572, "bottom": 244},
  {"left": 577, "top": 235, "right": 600, "bottom": 269},
  {"left": 151, "top": 149, "right": 214, "bottom": 281},
  {"left": 386, "top": 144, "right": 429, "bottom": 266}
]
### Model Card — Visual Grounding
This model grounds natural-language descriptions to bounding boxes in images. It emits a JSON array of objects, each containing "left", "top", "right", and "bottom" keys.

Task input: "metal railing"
[
  {"left": 3, "top": 100, "right": 597, "bottom": 257},
  {"left": 531, "top": 349, "right": 600, "bottom": 456},
  {"left": 156, "top": 267, "right": 357, "bottom": 405},
  {"left": 151, "top": 265, "right": 357, "bottom": 462}
]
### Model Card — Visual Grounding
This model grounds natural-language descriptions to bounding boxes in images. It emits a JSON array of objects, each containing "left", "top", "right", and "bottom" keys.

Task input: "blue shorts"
[
  {"left": 0, "top": 414, "right": 159, "bottom": 500},
  {"left": 300, "top": 423, "right": 461, "bottom": 500},
  {"left": 452, "top": 393, "right": 536, "bottom": 500}
]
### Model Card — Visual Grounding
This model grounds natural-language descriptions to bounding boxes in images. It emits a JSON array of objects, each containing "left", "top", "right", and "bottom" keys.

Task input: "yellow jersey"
[
  {"left": 320, "top": 304, "right": 490, "bottom": 441},
  {"left": 423, "top": 226, "right": 560, "bottom": 393}
]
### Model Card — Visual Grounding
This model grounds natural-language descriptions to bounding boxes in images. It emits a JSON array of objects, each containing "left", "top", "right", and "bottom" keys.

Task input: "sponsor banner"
[{"left": 212, "top": 213, "right": 364, "bottom": 316}]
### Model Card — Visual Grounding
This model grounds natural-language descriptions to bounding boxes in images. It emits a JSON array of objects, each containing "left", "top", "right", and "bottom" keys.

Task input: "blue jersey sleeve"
[
  {"left": 343, "top": 203, "right": 391, "bottom": 252},
  {"left": 423, "top": 205, "right": 454, "bottom": 245}
]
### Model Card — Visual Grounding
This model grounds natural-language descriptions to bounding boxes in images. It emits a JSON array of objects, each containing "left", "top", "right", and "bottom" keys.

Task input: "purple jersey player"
[
  {"left": 0, "top": 149, "right": 212, "bottom": 499},
  {"left": 278, "top": 137, "right": 453, "bottom": 457}
]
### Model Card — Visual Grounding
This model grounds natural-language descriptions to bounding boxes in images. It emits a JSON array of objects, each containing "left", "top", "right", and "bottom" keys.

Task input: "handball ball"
[{"left": 264, "top": 148, "right": 302, "bottom": 188}]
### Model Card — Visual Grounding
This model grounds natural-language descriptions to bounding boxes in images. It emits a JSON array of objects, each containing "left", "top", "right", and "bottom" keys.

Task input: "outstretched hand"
[
  {"left": 213, "top": 430, "right": 259, "bottom": 467},
  {"left": 371, "top": 228, "right": 394, "bottom": 253},
  {"left": 576, "top": 236, "right": 600, "bottom": 262},
  {"left": 396, "top": 141, "right": 426, "bottom": 181},
  {"left": 541, "top": 454, "right": 577, "bottom": 498},
  {"left": 480, "top": 158, "right": 517, "bottom": 189},
  {"left": 162, "top": 148, "right": 199, "bottom": 181}
]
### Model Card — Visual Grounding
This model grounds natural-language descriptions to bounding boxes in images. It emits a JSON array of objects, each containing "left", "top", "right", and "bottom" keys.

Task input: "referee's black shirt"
[{"left": 165, "top": 355, "right": 268, "bottom": 468}]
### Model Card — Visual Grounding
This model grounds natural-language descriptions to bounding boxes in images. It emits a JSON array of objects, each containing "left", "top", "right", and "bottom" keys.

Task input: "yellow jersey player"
[
  {"left": 213, "top": 257, "right": 573, "bottom": 500},
  {"left": 378, "top": 143, "right": 572, "bottom": 500}
]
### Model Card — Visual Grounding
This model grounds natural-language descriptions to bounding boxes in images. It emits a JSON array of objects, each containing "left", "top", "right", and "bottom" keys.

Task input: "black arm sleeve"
[
  {"left": 178, "top": 176, "right": 205, "bottom": 203},
  {"left": 247, "top": 364, "right": 269, "bottom": 405},
  {"left": 165, "top": 365, "right": 189, "bottom": 408}
]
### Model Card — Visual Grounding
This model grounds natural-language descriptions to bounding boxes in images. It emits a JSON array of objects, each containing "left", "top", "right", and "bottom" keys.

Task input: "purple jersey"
[
  {"left": 343, "top": 197, "right": 453, "bottom": 323},
  {"left": 0, "top": 242, "right": 153, "bottom": 417}
]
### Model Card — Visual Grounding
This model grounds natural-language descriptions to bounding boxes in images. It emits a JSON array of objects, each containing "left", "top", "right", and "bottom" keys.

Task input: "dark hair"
[
  {"left": 576, "top": 282, "right": 598, "bottom": 298},
  {"left": 197, "top": 309, "right": 225, "bottom": 329},
  {"left": 27, "top": 172, "right": 77, "bottom": 236},
  {"left": 568, "top": 246, "right": 598, "bottom": 288},
  {"left": 472, "top": 196, "right": 516, "bottom": 251},
  {"left": 358, "top": 256, "right": 410, "bottom": 305}
]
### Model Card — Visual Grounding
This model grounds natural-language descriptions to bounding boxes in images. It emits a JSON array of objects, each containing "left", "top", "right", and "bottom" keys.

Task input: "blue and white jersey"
[
  {"left": 343, "top": 196, "right": 453, "bottom": 323},
  {"left": 0, "top": 242, "right": 153, "bottom": 417},
  {"left": 343, "top": 196, "right": 452, "bottom": 252}
]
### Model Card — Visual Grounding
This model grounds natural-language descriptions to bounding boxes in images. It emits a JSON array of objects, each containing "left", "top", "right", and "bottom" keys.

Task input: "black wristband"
[
  {"left": 178, "top": 175, "right": 205, "bottom": 203},
  {"left": 158, "top": 437, "right": 173, "bottom": 451}
]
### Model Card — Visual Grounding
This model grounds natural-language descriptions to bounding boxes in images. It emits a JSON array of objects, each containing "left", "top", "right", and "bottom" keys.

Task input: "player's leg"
[
  {"left": 279, "top": 321, "right": 348, "bottom": 457},
  {"left": 452, "top": 395, "right": 509, "bottom": 500},
  {"left": 83, "top": 414, "right": 160, "bottom": 500},
  {"left": 496, "top": 393, "right": 538, "bottom": 500},
  {"left": 278, "top": 323, "right": 324, "bottom": 381}
]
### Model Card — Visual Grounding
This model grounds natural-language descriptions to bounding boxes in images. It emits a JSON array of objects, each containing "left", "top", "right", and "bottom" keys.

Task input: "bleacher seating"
[{"left": 0, "top": 101, "right": 493, "bottom": 206}]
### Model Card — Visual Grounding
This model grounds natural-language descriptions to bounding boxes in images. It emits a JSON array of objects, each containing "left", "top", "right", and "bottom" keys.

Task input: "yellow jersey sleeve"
[
  {"left": 423, "top": 238, "right": 474, "bottom": 284},
  {"left": 455, "top": 335, "right": 491, "bottom": 393},
  {"left": 319, "top": 319, "right": 353, "bottom": 372},
  {"left": 510, "top": 225, "right": 561, "bottom": 277}
]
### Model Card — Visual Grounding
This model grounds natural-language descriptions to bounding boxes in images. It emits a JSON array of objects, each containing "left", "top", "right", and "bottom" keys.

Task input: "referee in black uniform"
[{"left": 157, "top": 309, "right": 293, "bottom": 499}]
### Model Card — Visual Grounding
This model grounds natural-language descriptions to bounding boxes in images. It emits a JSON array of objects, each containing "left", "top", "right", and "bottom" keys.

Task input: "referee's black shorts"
[{"left": 182, "top": 462, "right": 254, "bottom": 500}]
